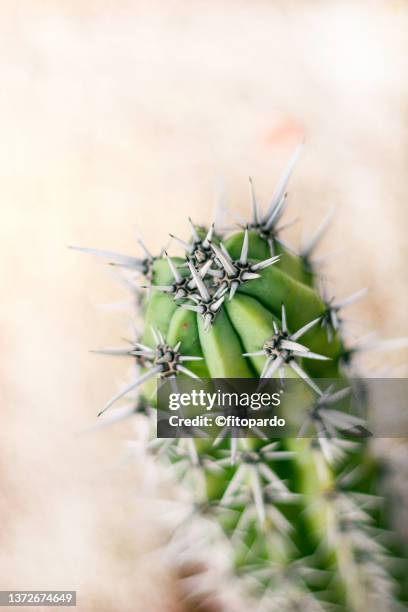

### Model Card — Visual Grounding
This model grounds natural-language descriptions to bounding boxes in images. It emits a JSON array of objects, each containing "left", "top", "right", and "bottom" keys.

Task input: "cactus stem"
[{"left": 82, "top": 148, "right": 407, "bottom": 610}]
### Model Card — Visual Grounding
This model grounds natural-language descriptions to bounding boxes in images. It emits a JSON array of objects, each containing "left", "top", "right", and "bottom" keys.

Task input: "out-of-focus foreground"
[{"left": 0, "top": 2, "right": 407, "bottom": 610}]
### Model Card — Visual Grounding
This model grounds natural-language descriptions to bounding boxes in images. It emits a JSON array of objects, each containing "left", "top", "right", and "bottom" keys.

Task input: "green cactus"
[{"left": 74, "top": 148, "right": 407, "bottom": 611}]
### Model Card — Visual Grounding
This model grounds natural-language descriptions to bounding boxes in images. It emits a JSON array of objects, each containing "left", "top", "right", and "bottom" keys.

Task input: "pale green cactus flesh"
[{"left": 76, "top": 150, "right": 407, "bottom": 611}]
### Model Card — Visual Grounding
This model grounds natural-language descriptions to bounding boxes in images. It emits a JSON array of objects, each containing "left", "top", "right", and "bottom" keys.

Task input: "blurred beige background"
[{"left": 0, "top": 1, "right": 407, "bottom": 610}]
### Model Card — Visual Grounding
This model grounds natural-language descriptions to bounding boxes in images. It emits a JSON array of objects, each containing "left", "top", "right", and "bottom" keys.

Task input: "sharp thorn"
[
  {"left": 187, "top": 260, "right": 211, "bottom": 302},
  {"left": 169, "top": 234, "right": 193, "bottom": 253},
  {"left": 281, "top": 303, "right": 287, "bottom": 333},
  {"left": 202, "top": 223, "right": 215, "bottom": 248},
  {"left": 250, "top": 255, "right": 280, "bottom": 271},
  {"left": 188, "top": 217, "right": 200, "bottom": 242},
  {"left": 240, "top": 229, "right": 249, "bottom": 265},
  {"left": 164, "top": 251, "right": 182, "bottom": 283},
  {"left": 176, "top": 364, "right": 200, "bottom": 379},
  {"left": 210, "top": 242, "right": 237, "bottom": 276},
  {"left": 229, "top": 281, "right": 239, "bottom": 301},
  {"left": 288, "top": 360, "right": 323, "bottom": 395},
  {"left": 336, "top": 288, "right": 368, "bottom": 310},
  {"left": 210, "top": 295, "right": 225, "bottom": 312},
  {"left": 302, "top": 206, "right": 336, "bottom": 258},
  {"left": 262, "top": 143, "right": 303, "bottom": 224},
  {"left": 241, "top": 272, "right": 260, "bottom": 281},
  {"left": 136, "top": 236, "right": 153, "bottom": 259},
  {"left": 263, "top": 193, "right": 287, "bottom": 230},
  {"left": 98, "top": 366, "right": 161, "bottom": 416},
  {"left": 248, "top": 177, "right": 260, "bottom": 225},
  {"left": 69, "top": 246, "right": 145, "bottom": 271},
  {"left": 290, "top": 317, "right": 321, "bottom": 341}
]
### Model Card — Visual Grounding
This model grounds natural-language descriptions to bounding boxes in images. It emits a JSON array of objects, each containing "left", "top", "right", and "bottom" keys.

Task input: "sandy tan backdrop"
[{"left": 1, "top": 1, "right": 407, "bottom": 611}]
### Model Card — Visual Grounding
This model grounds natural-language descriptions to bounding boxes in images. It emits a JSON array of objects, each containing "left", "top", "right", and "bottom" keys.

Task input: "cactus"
[{"left": 74, "top": 148, "right": 407, "bottom": 611}]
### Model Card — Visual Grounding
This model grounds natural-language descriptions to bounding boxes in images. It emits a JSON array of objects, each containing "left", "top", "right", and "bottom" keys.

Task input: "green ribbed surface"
[{"left": 137, "top": 230, "right": 400, "bottom": 611}]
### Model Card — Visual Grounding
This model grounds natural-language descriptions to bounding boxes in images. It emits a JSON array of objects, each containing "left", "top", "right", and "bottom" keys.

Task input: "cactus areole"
[{"left": 76, "top": 149, "right": 406, "bottom": 611}]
